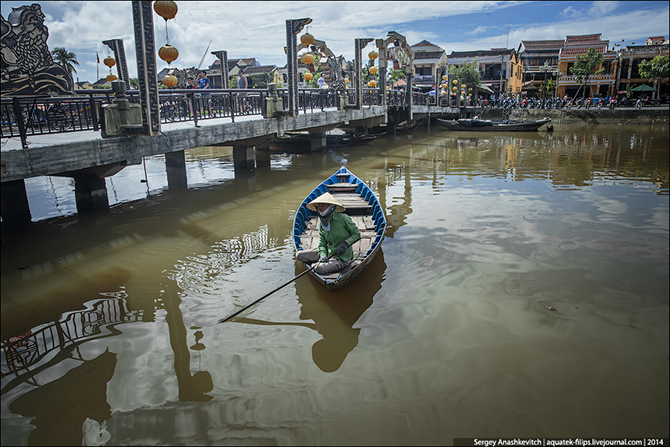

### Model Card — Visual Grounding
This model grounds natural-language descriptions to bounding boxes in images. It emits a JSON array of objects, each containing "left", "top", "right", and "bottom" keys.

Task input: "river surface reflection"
[{"left": 1, "top": 124, "right": 668, "bottom": 445}]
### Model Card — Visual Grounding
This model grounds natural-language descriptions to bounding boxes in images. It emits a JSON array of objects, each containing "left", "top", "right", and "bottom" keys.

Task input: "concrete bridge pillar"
[
  {"left": 72, "top": 174, "right": 109, "bottom": 214},
  {"left": 310, "top": 131, "right": 326, "bottom": 152},
  {"left": 1, "top": 179, "right": 32, "bottom": 225},
  {"left": 233, "top": 145, "right": 255, "bottom": 172},
  {"left": 165, "top": 151, "right": 188, "bottom": 190},
  {"left": 255, "top": 149, "right": 271, "bottom": 170}
]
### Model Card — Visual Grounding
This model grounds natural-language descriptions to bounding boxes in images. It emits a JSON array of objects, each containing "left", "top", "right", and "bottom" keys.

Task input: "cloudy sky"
[{"left": 2, "top": 1, "right": 668, "bottom": 83}]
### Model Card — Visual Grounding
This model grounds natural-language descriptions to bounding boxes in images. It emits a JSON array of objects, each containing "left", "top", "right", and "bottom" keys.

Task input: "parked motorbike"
[{"left": 608, "top": 97, "right": 617, "bottom": 109}]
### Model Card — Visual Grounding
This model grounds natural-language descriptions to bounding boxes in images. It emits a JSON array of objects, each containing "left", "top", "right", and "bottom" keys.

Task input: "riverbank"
[{"left": 479, "top": 106, "right": 670, "bottom": 126}]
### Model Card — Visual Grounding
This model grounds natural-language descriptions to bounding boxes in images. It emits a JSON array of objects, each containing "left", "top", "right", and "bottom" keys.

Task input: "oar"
[{"left": 199, "top": 257, "right": 329, "bottom": 330}]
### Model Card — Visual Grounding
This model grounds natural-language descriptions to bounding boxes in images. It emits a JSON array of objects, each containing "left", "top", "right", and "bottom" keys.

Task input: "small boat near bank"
[
  {"left": 436, "top": 117, "right": 551, "bottom": 132},
  {"left": 292, "top": 167, "right": 386, "bottom": 291}
]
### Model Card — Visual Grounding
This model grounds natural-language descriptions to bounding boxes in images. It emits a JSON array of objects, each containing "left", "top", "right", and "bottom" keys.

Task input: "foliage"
[
  {"left": 569, "top": 47, "right": 604, "bottom": 98},
  {"left": 639, "top": 55, "right": 669, "bottom": 98},
  {"left": 387, "top": 68, "right": 406, "bottom": 83},
  {"left": 448, "top": 59, "right": 481, "bottom": 95},
  {"left": 130, "top": 78, "right": 139, "bottom": 89},
  {"left": 51, "top": 47, "right": 79, "bottom": 76},
  {"left": 638, "top": 55, "right": 669, "bottom": 80}
]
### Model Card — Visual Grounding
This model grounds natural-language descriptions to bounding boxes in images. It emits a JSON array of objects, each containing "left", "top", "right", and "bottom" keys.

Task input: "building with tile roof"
[
  {"left": 556, "top": 34, "right": 618, "bottom": 98},
  {"left": 517, "top": 40, "right": 564, "bottom": 96},
  {"left": 616, "top": 38, "right": 669, "bottom": 99},
  {"left": 447, "top": 48, "right": 523, "bottom": 95},
  {"left": 411, "top": 40, "right": 446, "bottom": 92}
]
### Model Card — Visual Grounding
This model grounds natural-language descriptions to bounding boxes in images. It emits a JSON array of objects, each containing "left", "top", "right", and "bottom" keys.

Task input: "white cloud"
[{"left": 3, "top": 1, "right": 667, "bottom": 83}]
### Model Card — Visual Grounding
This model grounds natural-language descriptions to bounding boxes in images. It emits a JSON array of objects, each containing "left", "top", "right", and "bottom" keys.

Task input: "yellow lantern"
[
  {"left": 159, "top": 45, "right": 179, "bottom": 64},
  {"left": 441, "top": 90, "right": 447, "bottom": 95},
  {"left": 461, "top": 84, "right": 466, "bottom": 89},
  {"left": 304, "top": 72, "right": 313, "bottom": 82},
  {"left": 344, "top": 77, "right": 349, "bottom": 83},
  {"left": 301, "top": 52, "right": 315, "bottom": 65},
  {"left": 103, "top": 57, "right": 116, "bottom": 68},
  {"left": 369, "top": 66, "right": 378, "bottom": 75},
  {"left": 106, "top": 74, "right": 118, "bottom": 82},
  {"left": 441, "top": 83, "right": 447, "bottom": 89},
  {"left": 368, "top": 50, "right": 378, "bottom": 60},
  {"left": 162, "top": 74, "right": 178, "bottom": 88},
  {"left": 300, "top": 32, "right": 314, "bottom": 46},
  {"left": 369, "top": 80, "right": 377, "bottom": 87},
  {"left": 154, "top": 1, "right": 178, "bottom": 20},
  {"left": 442, "top": 75, "right": 448, "bottom": 80},
  {"left": 452, "top": 86, "right": 457, "bottom": 92},
  {"left": 453, "top": 79, "right": 458, "bottom": 84}
]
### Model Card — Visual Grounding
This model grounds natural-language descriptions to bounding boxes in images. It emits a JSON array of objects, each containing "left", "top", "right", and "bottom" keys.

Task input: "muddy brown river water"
[{"left": 1, "top": 124, "right": 668, "bottom": 445}]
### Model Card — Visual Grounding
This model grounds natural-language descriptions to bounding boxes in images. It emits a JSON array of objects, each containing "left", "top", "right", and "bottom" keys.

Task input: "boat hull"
[
  {"left": 292, "top": 167, "right": 387, "bottom": 291},
  {"left": 436, "top": 117, "right": 551, "bottom": 132}
]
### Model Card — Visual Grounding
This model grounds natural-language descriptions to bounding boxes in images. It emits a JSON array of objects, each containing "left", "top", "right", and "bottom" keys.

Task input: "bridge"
[{"left": 1, "top": 5, "right": 461, "bottom": 225}]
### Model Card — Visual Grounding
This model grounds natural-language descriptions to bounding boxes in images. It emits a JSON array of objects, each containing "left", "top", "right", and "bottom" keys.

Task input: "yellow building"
[
  {"left": 556, "top": 34, "right": 618, "bottom": 98},
  {"left": 616, "top": 38, "right": 669, "bottom": 99}
]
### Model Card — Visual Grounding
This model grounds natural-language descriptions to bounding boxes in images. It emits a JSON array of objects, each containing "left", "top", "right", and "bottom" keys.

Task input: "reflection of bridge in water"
[{"left": 1, "top": 297, "right": 141, "bottom": 395}]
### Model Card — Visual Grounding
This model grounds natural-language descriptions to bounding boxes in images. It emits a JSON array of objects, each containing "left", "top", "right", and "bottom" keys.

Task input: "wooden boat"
[
  {"left": 436, "top": 117, "right": 551, "bottom": 131},
  {"left": 292, "top": 167, "right": 387, "bottom": 291}
]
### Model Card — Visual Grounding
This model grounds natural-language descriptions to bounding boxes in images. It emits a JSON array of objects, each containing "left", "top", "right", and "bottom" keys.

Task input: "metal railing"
[
  {"left": 2, "top": 86, "right": 430, "bottom": 147},
  {"left": 1, "top": 298, "right": 141, "bottom": 391}
]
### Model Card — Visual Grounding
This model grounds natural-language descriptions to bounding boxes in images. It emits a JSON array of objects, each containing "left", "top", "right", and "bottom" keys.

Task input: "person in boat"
[{"left": 296, "top": 192, "right": 361, "bottom": 274}]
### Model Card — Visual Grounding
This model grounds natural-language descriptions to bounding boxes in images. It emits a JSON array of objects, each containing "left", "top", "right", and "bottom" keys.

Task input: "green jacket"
[{"left": 318, "top": 211, "right": 361, "bottom": 261}]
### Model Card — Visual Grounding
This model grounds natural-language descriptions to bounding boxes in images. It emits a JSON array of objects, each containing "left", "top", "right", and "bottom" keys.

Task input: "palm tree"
[{"left": 51, "top": 47, "right": 79, "bottom": 77}]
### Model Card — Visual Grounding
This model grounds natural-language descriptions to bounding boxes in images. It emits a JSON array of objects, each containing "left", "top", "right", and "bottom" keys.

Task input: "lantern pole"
[
  {"left": 352, "top": 38, "right": 374, "bottom": 110},
  {"left": 103, "top": 39, "right": 131, "bottom": 90},
  {"left": 131, "top": 0, "right": 160, "bottom": 135},
  {"left": 284, "top": 18, "right": 312, "bottom": 117}
]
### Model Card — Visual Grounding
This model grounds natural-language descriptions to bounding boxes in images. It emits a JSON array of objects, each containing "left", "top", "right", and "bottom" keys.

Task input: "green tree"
[
  {"left": 130, "top": 78, "right": 140, "bottom": 89},
  {"left": 638, "top": 55, "right": 669, "bottom": 99},
  {"left": 51, "top": 47, "right": 79, "bottom": 77},
  {"left": 448, "top": 59, "right": 480, "bottom": 100},
  {"left": 569, "top": 47, "right": 604, "bottom": 99}
]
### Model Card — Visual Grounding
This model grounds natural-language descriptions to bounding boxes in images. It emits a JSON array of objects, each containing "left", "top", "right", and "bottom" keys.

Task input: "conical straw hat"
[{"left": 306, "top": 192, "right": 345, "bottom": 212}]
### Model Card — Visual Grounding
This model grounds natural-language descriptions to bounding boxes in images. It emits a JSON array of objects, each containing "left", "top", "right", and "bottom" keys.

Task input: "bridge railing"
[{"left": 2, "top": 86, "right": 409, "bottom": 147}]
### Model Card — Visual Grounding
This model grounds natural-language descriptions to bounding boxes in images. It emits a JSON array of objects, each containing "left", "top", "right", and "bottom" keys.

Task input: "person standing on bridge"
[
  {"left": 236, "top": 69, "right": 248, "bottom": 114},
  {"left": 197, "top": 70, "right": 211, "bottom": 116},
  {"left": 317, "top": 74, "right": 325, "bottom": 89},
  {"left": 296, "top": 192, "right": 360, "bottom": 275}
]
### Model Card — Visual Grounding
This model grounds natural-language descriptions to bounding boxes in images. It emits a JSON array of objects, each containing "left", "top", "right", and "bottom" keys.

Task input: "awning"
[
  {"left": 631, "top": 84, "right": 655, "bottom": 92},
  {"left": 477, "top": 84, "right": 494, "bottom": 94}
]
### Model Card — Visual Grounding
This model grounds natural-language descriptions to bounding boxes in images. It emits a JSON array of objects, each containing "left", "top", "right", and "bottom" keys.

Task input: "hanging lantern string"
[{"left": 165, "top": 20, "right": 170, "bottom": 46}]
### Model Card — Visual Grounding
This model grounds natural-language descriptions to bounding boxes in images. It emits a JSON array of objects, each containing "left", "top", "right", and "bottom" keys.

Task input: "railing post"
[
  {"left": 190, "top": 92, "right": 198, "bottom": 127},
  {"left": 12, "top": 97, "right": 28, "bottom": 149},
  {"left": 230, "top": 91, "right": 235, "bottom": 123},
  {"left": 89, "top": 93, "right": 99, "bottom": 131}
]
